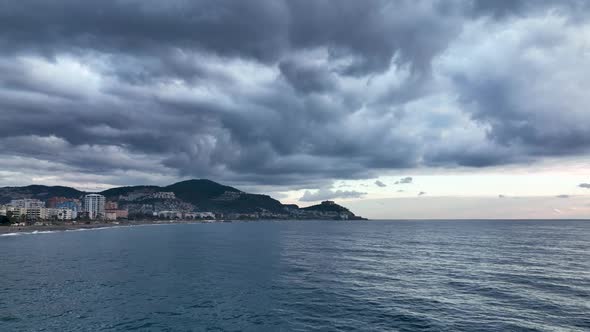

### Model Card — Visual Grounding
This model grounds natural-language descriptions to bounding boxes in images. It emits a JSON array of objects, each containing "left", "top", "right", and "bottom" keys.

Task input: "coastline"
[{"left": 0, "top": 220, "right": 214, "bottom": 235}]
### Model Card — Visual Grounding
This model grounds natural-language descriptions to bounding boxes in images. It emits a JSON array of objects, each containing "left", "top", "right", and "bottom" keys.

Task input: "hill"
[
  {"left": 0, "top": 180, "right": 365, "bottom": 219},
  {"left": 0, "top": 185, "right": 84, "bottom": 204},
  {"left": 100, "top": 185, "right": 161, "bottom": 199},
  {"left": 164, "top": 179, "right": 240, "bottom": 204},
  {"left": 302, "top": 201, "right": 366, "bottom": 220},
  {"left": 164, "top": 180, "right": 285, "bottom": 213}
]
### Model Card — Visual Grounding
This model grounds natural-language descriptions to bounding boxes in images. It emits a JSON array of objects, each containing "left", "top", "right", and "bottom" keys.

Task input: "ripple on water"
[{"left": 0, "top": 220, "right": 589, "bottom": 331}]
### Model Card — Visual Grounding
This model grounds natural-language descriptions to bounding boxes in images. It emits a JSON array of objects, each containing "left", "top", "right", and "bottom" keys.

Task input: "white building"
[
  {"left": 5, "top": 206, "right": 26, "bottom": 218},
  {"left": 26, "top": 207, "right": 44, "bottom": 221},
  {"left": 1, "top": 206, "right": 74, "bottom": 221},
  {"left": 9, "top": 199, "right": 45, "bottom": 209},
  {"left": 43, "top": 208, "right": 75, "bottom": 221},
  {"left": 195, "top": 212, "right": 215, "bottom": 219},
  {"left": 183, "top": 212, "right": 214, "bottom": 219},
  {"left": 157, "top": 211, "right": 182, "bottom": 219},
  {"left": 84, "top": 194, "right": 106, "bottom": 220},
  {"left": 150, "top": 192, "right": 176, "bottom": 199}
]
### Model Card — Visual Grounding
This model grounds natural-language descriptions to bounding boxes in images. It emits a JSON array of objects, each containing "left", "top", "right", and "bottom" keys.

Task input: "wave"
[
  {"left": 0, "top": 232, "right": 22, "bottom": 237},
  {"left": 0, "top": 222, "right": 208, "bottom": 238},
  {"left": 0, "top": 230, "right": 60, "bottom": 237},
  {"left": 0, "top": 225, "right": 129, "bottom": 237}
]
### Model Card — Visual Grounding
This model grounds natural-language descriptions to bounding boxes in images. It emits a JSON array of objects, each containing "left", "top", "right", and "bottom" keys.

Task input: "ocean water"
[{"left": 1, "top": 220, "right": 589, "bottom": 332}]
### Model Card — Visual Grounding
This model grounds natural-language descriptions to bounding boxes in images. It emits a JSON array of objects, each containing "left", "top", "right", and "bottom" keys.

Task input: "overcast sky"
[{"left": 1, "top": 1, "right": 589, "bottom": 218}]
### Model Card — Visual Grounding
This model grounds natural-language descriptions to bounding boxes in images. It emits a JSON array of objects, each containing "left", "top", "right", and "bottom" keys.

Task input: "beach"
[{"left": 0, "top": 220, "right": 215, "bottom": 235}]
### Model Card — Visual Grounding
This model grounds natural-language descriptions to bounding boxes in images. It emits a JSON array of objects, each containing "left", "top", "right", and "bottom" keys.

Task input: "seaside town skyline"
[{"left": 0, "top": 179, "right": 366, "bottom": 225}]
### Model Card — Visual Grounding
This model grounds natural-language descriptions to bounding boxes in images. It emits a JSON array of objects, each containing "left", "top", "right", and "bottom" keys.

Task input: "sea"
[{"left": 1, "top": 220, "right": 589, "bottom": 332}]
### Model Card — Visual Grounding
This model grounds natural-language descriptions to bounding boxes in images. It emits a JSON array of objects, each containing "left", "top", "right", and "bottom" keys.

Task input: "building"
[
  {"left": 43, "top": 208, "right": 75, "bottom": 221},
  {"left": 26, "top": 207, "right": 44, "bottom": 221},
  {"left": 0, "top": 206, "right": 74, "bottom": 222},
  {"left": 157, "top": 211, "right": 182, "bottom": 219},
  {"left": 9, "top": 199, "right": 45, "bottom": 209},
  {"left": 105, "top": 209, "right": 128, "bottom": 220},
  {"left": 150, "top": 192, "right": 176, "bottom": 199},
  {"left": 104, "top": 201, "right": 128, "bottom": 220},
  {"left": 5, "top": 206, "right": 26, "bottom": 218},
  {"left": 55, "top": 201, "right": 79, "bottom": 219},
  {"left": 195, "top": 212, "right": 215, "bottom": 219},
  {"left": 183, "top": 212, "right": 215, "bottom": 219},
  {"left": 84, "top": 194, "right": 106, "bottom": 220},
  {"left": 114, "top": 209, "right": 128, "bottom": 219},
  {"left": 105, "top": 201, "right": 118, "bottom": 210},
  {"left": 118, "top": 192, "right": 148, "bottom": 201},
  {"left": 47, "top": 197, "right": 70, "bottom": 208},
  {"left": 54, "top": 209, "right": 74, "bottom": 220}
]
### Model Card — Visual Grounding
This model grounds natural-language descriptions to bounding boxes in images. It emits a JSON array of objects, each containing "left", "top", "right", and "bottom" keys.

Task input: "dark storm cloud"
[
  {"left": 0, "top": 0, "right": 289, "bottom": 61},
  {"left": 278, "top": 60, "right": 335, "bottom": 94},
  {"left": 0, "top": 0, "right": 589, "bottom": 188},
  {"left": 0, "top": 0, "right": 462, "bottom": 74}
]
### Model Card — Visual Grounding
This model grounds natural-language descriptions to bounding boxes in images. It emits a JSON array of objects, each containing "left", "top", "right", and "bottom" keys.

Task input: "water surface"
[{"left": 1, "top": 220, "right": 589, "bottom": 331}]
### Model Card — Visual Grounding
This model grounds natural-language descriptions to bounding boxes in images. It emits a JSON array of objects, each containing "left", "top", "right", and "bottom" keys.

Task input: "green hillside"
[
  {"left": 164, "top": 179, "right": 241, "bottom": 203},
  {"left": 0, "top": 185, "right": 84, "bottom": 204},
  {"left": 0, "top": 180, "right": 363, "bottom": 218},
  {"left": 100, "top": 185, "right": 160, "bottom": 199}
]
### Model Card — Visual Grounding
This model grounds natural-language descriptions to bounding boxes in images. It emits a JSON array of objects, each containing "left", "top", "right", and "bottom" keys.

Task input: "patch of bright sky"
[
  {"left": 343, "top": 173, "right": 590, "bottom": 199},
  {"left": 346, "top": 196, "right": 590, "bottom": 220},
  {"left": 277, "top": 157, "right": 590, "bottom": 220}
]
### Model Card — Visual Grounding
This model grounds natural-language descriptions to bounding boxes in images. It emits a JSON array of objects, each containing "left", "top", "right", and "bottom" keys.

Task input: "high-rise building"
[{"left": 84, "top": 194, "right": 106, "bottom": 220}]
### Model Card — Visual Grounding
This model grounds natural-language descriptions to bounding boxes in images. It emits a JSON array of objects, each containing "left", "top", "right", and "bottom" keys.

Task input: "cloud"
[
  {"left": 439, "top": 13, "right": 590, "bottom": 163},
  {"left": 0, "top": 1, "right": 589, "bottom": 189},
  {"left": 300, "top": 188, "right": 367, "bottom": 202},
  {"left": 579, "top": 183, "right": 590, "bottom": 189},
  {"left": 375, "top": 180, "right": 387, "bottom": 188},
  {"left": 395, "top": 177, "right": 413, "bottom": 185}
]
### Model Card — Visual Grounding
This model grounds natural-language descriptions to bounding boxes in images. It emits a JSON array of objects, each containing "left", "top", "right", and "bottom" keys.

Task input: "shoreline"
[
  {"left": 0, "top": 218, "right": 368, "bottom": 236},
  {"left": 0, "top": 220, "right": 216, "bottom": 235}
]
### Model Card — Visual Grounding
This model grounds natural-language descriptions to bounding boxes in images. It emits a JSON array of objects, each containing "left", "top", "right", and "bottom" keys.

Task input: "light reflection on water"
[{"left": 0, "top": 220, "right": 589, "bottom": 331}]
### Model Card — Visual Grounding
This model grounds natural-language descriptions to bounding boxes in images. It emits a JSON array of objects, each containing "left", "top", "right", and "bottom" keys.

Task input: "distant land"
[{"left": 0, "top": 179, "right": 366, "bottom": 221}]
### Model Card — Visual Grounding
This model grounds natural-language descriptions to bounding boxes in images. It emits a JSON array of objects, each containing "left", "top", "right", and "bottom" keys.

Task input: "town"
[
  {"left": 0, "top": 180, "right": 366, "bottom": 227},
  {"left": 0, "top": 193, "right": 259, "bottom": 225}
]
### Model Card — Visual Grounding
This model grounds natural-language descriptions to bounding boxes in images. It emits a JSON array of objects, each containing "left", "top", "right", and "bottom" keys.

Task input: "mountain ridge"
[{"left": 0, "top": 179, "right": 365, "bottom": 219}]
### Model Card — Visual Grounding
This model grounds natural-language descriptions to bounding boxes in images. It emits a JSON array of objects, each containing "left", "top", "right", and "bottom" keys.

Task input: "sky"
[{"left": 0, "top": 0, "right": 589, "bottom": 219}]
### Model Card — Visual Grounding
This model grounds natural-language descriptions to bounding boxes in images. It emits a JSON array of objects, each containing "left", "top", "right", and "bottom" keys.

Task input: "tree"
[{"left": 0, "top": 215, "right": 11, "bottom": 225}]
